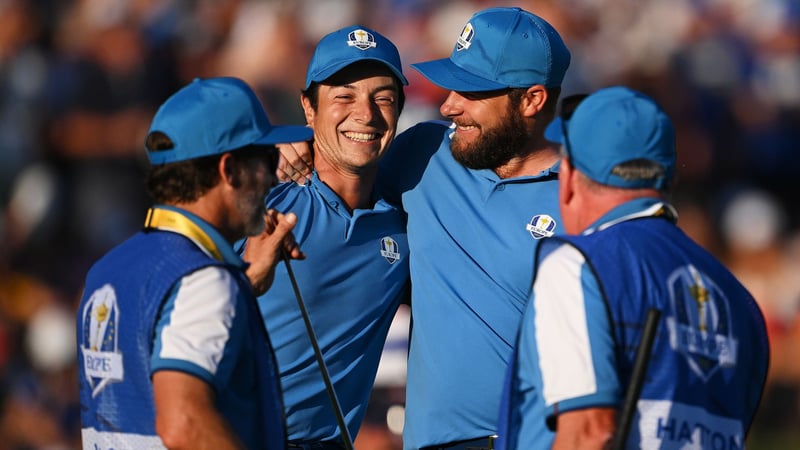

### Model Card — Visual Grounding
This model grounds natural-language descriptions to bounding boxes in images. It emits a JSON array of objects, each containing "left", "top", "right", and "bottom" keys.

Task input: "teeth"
[
  {"left": 344, "top": 131, "right": 378, "bottom": 142},
  {"left": 456, "top": 124, "right": 477, "bottom": 131}
]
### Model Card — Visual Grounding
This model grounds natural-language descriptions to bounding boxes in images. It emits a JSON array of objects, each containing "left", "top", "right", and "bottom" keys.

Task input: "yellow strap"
[{"left": 144, "top": 207, "right": 223, "bottom": 261}]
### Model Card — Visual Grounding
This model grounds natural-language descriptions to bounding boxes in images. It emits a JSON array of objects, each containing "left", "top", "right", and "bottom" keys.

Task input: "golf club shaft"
[
  {"left": 282, "top": 250, "right": 355, "bottom": 450},
  {"left": 610, "top": 307, "right": 661, "bottom": 450}
]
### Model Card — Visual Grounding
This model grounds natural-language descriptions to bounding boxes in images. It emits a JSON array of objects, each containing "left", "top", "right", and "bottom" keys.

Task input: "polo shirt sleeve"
[
  {"left": 529, "top": 243, "right": 621, "bottom": 428},
  {"left": 150, "top": 266, "right": 247, "bottom": 389}
]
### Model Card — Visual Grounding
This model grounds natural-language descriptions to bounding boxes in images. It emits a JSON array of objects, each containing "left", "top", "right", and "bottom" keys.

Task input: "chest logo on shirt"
[
  {"left": 80, "top": 284, "right": 124, "bottom": 397},
  {"left": 666, "top": 265, "right": 737, "bottom": 382},
  {"left": 380, "top": 236, "right": 401, "bottom": 264},
  {"left": 526, "top": 214, "right": 557, "bottom": 239}
]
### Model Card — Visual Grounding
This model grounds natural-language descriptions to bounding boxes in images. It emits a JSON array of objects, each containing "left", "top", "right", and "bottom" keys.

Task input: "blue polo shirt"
[
  {"left": 256, "top": 172, "right": 409, "bottom": 442},
  {"left": 377, "top": 121, "right": 562, "bottom": 449}
]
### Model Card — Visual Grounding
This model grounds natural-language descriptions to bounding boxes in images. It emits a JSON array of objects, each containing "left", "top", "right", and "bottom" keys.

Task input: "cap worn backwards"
[
  {"left": 554, "top": 86, "right": 676, "bottom": 189},
  {"left": 146, "top": 77, "right": 313, "bottom": 165},
  {"left": 305, "top": 25, "right": 408, "bottom": 89},
  {"left": 410, "top": 7, "right": 571, "bottom": 92}
]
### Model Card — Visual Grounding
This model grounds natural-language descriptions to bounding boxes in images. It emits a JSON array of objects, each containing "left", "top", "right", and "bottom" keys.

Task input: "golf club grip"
[{"left": 609, "top": 307, "right": 661, "bottom": 450}]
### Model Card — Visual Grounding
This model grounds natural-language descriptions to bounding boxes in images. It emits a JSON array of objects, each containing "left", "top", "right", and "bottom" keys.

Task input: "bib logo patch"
[
  {"left": 526, "top": 214, "right": 557, "bottom": 239},
  {"left": 380, "top": 236, "right": 401, "bottom": 264},
  {"left": 347, "top": 29, "right": 377, "bottom": 50},
  {"left": 80, "top": 284, "right": 124, "bottom": 397},
  {"left": 666, "top": 265, "right": 737, "bottom": 382},
  {"left": 456, "top": 23, "right": 474, "bottom": 51}
]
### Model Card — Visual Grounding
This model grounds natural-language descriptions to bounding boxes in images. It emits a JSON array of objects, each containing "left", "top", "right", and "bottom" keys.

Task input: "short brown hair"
[
  {"left": 302, "top": 61, "right": 406, "bottom": 113},
  {"left": 145, "top": 132, "right": 277, "bottom": 203}
]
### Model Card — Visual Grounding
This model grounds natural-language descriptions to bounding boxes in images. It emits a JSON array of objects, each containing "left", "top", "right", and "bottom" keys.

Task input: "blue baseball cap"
[
  {"left": 146, "top": 77, "right": 313, "bottom": 165},
  {"left": 411, "top": 7, "right": 570, "bottom": 92},
  {"left": 553, "top": 86, "right": 676, "bottom": 189},
  {"left": 305, "top": 25, "right": 408, "bottom": 89}
]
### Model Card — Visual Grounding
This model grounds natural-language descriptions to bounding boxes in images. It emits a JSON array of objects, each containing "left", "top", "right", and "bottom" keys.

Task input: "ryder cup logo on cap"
[
  {"left": 411, "top": 7, "right": 571, "bottom": 91},
  {"left": 456, "top": 23, "right": 474, "bottom": 51},
  {"left": 556, "top": 86, "right": 676, "bottom": 189},
  {"left": 146, "top": 77, "right": 313, "bottom": 165},
  {"left": 305, "top": 25, "right": 408, "bottom": 89},
  {"left": 347, "top": 29, "right": 376, "bottom": 50}
]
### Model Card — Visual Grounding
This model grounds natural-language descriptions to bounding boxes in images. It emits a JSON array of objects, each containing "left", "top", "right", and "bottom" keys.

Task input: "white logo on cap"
[
  {"left": 347, "top": 29, "right": 377, "bottom": 51},
  {"left": 456, "top": 23, "right": 474, "bottom": 51}
]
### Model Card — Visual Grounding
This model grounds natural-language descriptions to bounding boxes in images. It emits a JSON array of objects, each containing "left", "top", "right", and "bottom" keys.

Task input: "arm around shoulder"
[
  {"left": 377, "top": 120, "right": 450, "bottom": 205},
  {"left": 277, "top": 142, "right": 314, "bottom": 184}
]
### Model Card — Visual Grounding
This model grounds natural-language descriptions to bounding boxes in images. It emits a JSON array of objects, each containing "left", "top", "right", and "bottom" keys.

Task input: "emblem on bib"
[
  {"left": 80, "top": 284, "right": 124, "bottom": 397},
  {"left": 666, "top": 265, "right": 737, "bottom": 382}
]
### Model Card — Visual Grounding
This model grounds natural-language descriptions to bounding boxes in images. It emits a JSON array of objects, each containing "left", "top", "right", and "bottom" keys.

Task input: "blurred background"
[{"left": 0, "top": 0, "right": 798, "bottom": 448}]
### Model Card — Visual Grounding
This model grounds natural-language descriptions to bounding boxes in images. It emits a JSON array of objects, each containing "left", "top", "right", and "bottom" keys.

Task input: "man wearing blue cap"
[
  {"left": 277, "top": 7, "right": 570, "bottom": 449},
  {"left": 251, "top": 25, "right": 409, "bottom": 450},
  {"left": 495, "top": 86, "right": 769, "bottom": 449},
  {"left": 377, "top": 7, "right": 569, "bottom": 450},
  {"left": 76, "top": 77, "right": 313, "bottom": 449}
]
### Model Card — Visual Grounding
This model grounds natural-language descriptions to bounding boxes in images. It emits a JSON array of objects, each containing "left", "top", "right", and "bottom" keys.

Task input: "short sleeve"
[
  {"left": 151, "top": 266, "right": 247, "bottom": 387},
  {"left": 529, "top": 243, "right": 620, "bottom": 425}
]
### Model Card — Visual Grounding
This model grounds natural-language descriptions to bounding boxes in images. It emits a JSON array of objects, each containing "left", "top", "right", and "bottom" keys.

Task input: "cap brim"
[
  {"left": 307, "top": 58, "right": 408, "bottom": 89},
  {"left": 411, "top": 58, "right": 507, "bottom": 92},
  {"left": 544, "top": 117, "right": 565, "bottom": 143},
  {"left": 255, "top": 125, "right": 314, "bottom": 145}
]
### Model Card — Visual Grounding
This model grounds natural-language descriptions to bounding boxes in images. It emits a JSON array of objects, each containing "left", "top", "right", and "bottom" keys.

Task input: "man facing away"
[
  {"left": 77, "top": 77, "right": 311, "bottom": 450},
  {"left": 496, "top": 86, "right": 769, "bottom": 450},
  {"left": 252, "top": 25, "right": 410, "bottom": 450}
]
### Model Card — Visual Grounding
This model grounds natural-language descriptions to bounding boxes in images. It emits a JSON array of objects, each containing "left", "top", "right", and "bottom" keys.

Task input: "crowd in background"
[{"left": 0, "top": 0, "right": 798, "bottom": 448}]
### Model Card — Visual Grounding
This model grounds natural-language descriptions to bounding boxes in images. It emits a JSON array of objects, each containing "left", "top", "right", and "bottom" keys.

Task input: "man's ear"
[
  {"left": 220, "top": 153, "right": 240, "bottom": 188},
  {"left": 521, "top": 85, "right": 547, "bottom": 118},
  {"left": 558, "top": 156, "right": 575, "bottom": 207},
  {"left": 301, "top": 94, "right": 315, "bottom": 127}
]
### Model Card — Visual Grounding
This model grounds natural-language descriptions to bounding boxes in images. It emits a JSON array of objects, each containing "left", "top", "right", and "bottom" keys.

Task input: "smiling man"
[
  {"left": 274, "top": 9, "right": 572, "bottom": 449},
  {"left": 374, "top": 7, "right": 570, "bottom": 450},
  {"left": 249, "top": 25, "right": 410, "bottom": 450}
]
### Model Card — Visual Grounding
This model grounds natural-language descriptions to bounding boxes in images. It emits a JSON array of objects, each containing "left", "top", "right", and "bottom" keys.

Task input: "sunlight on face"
[
  {"left": 304, "top": 61, "right": 401, "bottom": 173},
  {"left": 443, "top": 90, "right": 529, "bottom": 170}
]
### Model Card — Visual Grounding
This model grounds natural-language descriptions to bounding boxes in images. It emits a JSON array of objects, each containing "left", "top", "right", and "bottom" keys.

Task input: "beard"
[
  {"left": 242, "top": 199, "right": 267, "bottom": 237},
  {"left": 236, "top": 188, "right": 268, "bottom": 237},
  {"left": 450, "top": 106, "right": 530, "bottom": 170},
  {"left": 233, "top": 166, "right": 272, "bottom": 237}
]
